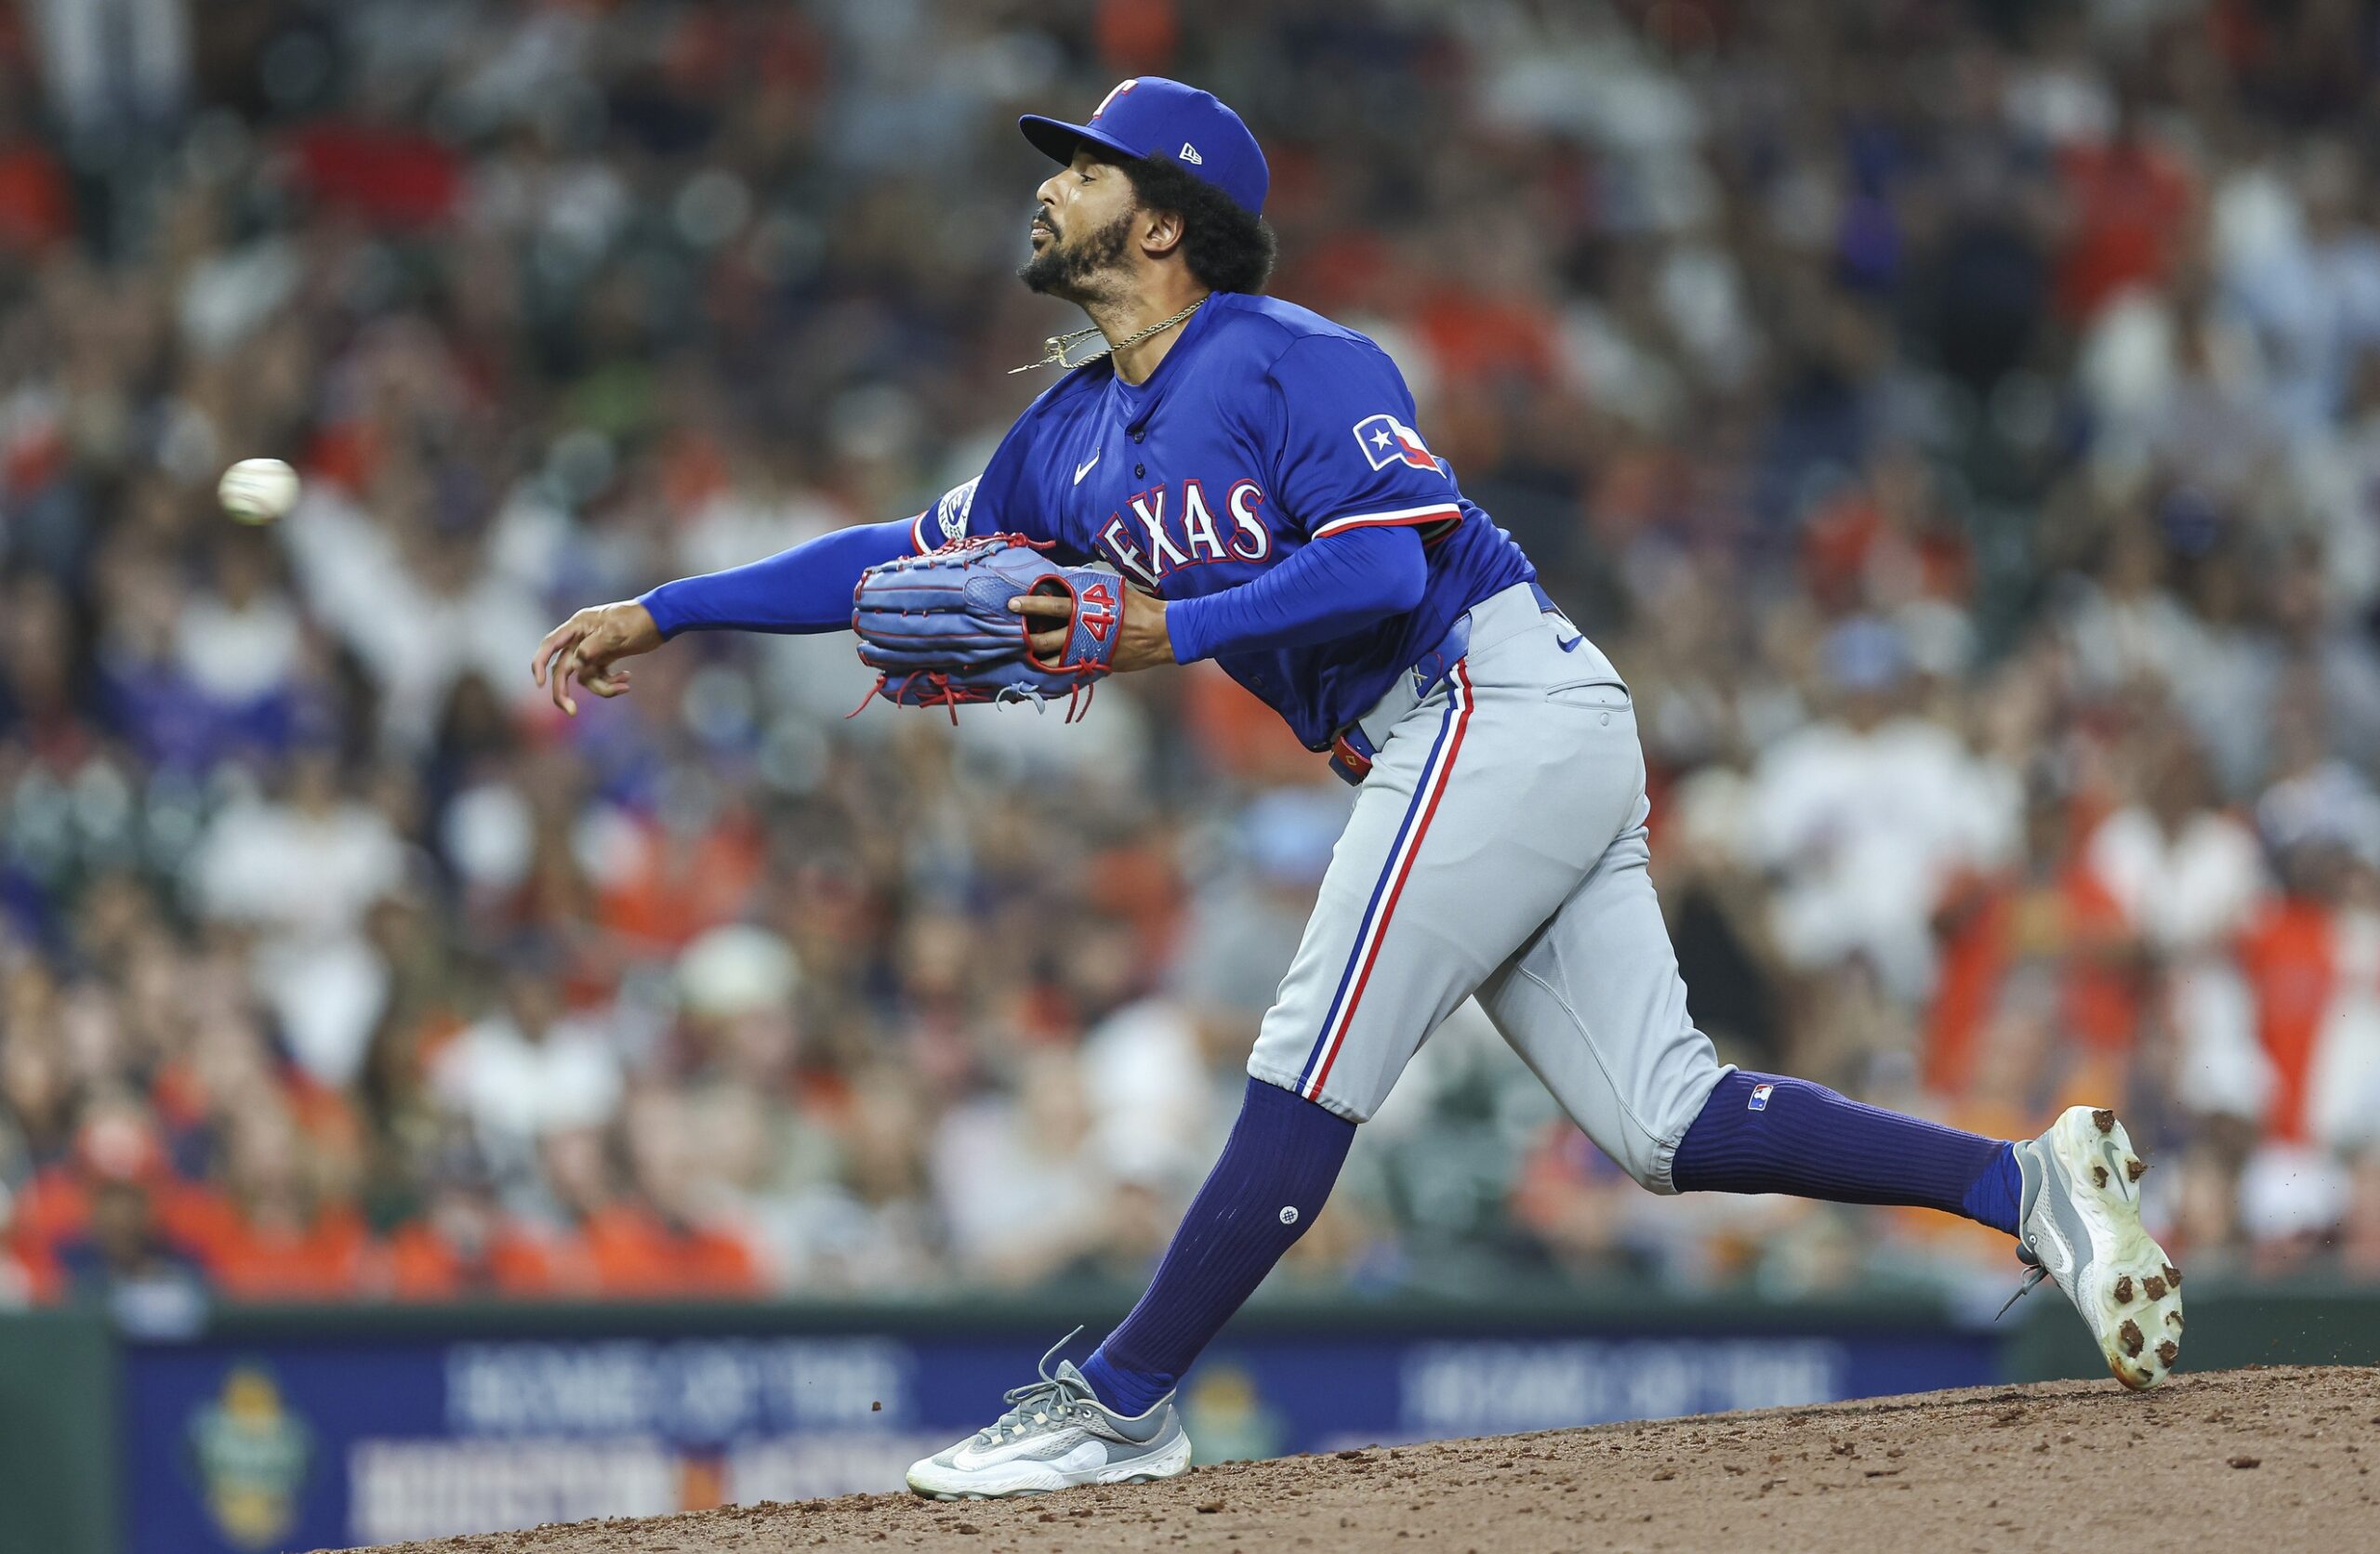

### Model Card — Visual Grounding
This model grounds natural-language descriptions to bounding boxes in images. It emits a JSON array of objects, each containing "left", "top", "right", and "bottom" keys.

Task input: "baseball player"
[{"left": 532, "top": 78, "right": 2183, "bottom": 1500}]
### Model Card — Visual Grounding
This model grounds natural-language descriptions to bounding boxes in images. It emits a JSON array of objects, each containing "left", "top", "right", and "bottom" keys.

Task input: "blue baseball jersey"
[{"left": 912, "top": 293, "right": 1535, "bottom": 750}]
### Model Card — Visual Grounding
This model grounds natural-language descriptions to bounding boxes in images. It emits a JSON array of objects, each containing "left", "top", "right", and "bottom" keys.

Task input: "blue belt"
[{"left": 1327, "top": 581, "right": 1560, "bottom": 785}]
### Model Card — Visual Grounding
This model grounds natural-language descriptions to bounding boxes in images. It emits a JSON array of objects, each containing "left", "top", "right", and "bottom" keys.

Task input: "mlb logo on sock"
[{"left": 1747, "top": 1083, "right": 1774, "bottom": 1113}]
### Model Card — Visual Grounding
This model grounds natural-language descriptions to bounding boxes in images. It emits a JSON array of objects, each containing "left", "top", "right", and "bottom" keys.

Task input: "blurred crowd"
[{"left": 5, "top": 0, "right": 2380, "bottom": 1318}]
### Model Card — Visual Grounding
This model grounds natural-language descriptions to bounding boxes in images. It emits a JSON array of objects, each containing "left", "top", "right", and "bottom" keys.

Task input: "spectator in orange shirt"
[
  {"left": 578, "top": 1093, "right": 763, "bottom": 1299},
  {"left": 204, "top": 1100, "right": 369, "bottom": 1302},
  {"left": 2232, "top": 871, "right": 2334, "bottom": 1146},
  {"left": 1, "top": 1210, "right": 53, "bottom": 1305},
  {"left": 20, "top": 1106, "right": 216, "bottom": 1311},
  {"left": 1929, "top": 780, "right": 2142, "bottom": 1099},
  {"left": 2055, "top": 95, "right": 2197, "bottom": 323},
  {"left": 6, "top": 1100, "right": 239, "bottom": 1305},
  {"left": 581, "top": 1199, "right": 763, "bottom": 1299},
  {"left": 2230, "top": 828, "right": 2380, "bottom": 1152},
  {"left": 382, "top": 1144, "right": 572, "bottom": 1301},
  {"left": 50, "top": 1173, "right": 209, "bottom": 1309},
  {"left": 593, "top": 799, "right": 767, "bottom": 956}
]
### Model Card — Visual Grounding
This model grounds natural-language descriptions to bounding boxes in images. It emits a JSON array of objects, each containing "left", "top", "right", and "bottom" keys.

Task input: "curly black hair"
[{"left": 1114, "top": 154, "right": 1276, "bottom": 296}]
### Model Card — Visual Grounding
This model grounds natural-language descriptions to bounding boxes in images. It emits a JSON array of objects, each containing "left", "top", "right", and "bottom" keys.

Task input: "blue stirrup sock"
[
  {"left": 1672, "top": 1071, "right": 2020, "bottom": 1236},
  {"left": 1080, "top": 1078, "right": 1356, "bottom": 1417}
]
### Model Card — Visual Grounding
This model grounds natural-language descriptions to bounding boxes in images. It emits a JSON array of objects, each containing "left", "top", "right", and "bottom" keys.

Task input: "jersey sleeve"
[
  {"left": 1258, "top": 334, "right": 1462, "bottom": 542},
  {"left": 907, "top": 474, "right": 985, "bottom": 552},
  {"left": 905, "top": 399, "right": 1054, "bottom": 552}
]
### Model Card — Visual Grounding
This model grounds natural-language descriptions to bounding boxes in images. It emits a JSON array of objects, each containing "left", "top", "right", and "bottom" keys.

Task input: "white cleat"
[
  {"left": 906, "top": 1337, "right": 1194, "bottom": 1500},
  {"left": 2008, "top": 1105, "right": 2184, "bottom": 1389}
]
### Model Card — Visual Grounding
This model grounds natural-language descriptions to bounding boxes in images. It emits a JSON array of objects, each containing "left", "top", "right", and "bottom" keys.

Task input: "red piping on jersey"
[{"left": 1311, "top": 503, "right": 1461, "bottom": 540}]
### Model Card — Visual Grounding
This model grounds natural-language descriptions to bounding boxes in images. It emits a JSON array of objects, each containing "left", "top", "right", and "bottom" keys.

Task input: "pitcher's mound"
[{"left": 349, "top": 1364, "right": 2376, "bottom": 1553}]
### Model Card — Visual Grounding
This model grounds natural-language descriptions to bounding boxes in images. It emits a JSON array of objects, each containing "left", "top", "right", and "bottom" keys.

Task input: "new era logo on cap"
[
  {"left": 1748, "top": 1083, "right": 1775, "bottom": 1112},
  {"left": 1019, "top": 76, "right": 1270, "bottom": 216}
]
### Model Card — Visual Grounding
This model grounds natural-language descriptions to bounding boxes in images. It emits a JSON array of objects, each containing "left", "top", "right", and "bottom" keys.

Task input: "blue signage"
[{"left": 121, "top": 1320, "right": 1995, "bottom": 1552}]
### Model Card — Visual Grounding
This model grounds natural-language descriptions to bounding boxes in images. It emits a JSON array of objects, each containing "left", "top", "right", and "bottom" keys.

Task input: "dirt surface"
[{"left": 349, "top": 1365, "right": 2377, "bottom": 1554}]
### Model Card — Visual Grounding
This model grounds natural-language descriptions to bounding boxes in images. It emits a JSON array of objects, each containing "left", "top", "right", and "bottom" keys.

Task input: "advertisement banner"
[{"left": 121, "top": 1317, "right": 1995, "bottom": 1553}]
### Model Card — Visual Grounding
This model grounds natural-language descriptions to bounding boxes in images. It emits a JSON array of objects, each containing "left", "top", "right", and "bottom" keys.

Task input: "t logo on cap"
[
  {"left": 1091, "top": 79, "right": 1138, "bottom": 120},
  {"left": 1020, "top": 75, "right": 1270, "bottom": 217}
]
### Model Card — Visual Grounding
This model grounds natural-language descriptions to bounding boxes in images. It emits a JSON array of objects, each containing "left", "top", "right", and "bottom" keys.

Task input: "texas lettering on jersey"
[
  {"left": 910, "top": 291, "right": 1534, "bottom": 746},
  {"left": 1094, "top": 479, "right": 1272, "bottom": 587}
]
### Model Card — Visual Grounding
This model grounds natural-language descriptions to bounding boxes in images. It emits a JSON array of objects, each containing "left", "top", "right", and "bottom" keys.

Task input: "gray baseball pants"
[{"left": 1247, "top": 582, "right": 1728, "bottom": 1191}]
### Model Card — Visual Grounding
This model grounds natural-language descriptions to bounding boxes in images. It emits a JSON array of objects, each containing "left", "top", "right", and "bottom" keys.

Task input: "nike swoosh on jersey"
[{"left": 1074, "top": 451, "right": 1101, "bottom": 484}]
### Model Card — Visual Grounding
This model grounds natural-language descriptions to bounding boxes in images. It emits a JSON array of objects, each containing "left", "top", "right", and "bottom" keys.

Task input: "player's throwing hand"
[{"left": 532, "top": 601, "right": 663, "bottom": 716}]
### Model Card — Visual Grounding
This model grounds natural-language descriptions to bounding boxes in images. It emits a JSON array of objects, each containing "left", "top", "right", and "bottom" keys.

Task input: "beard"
[{"left": 1017, "top": 206, "right": 1136, "bottom": 298}]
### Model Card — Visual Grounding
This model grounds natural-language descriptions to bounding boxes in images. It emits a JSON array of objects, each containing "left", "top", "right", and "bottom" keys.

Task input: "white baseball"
[{"left": 218, "top": 458, "right": 300, "bottom": 524}]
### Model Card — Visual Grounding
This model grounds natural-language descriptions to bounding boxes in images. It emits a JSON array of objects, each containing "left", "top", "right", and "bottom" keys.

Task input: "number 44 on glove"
[{"left": 851, "top": 533, "right": 1123, "bottom": 720}]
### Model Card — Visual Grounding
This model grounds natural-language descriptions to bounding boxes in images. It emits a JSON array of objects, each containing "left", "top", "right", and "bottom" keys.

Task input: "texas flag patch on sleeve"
[{"left": 1353, "top": 413, "right": 1436, "bottom": 472}]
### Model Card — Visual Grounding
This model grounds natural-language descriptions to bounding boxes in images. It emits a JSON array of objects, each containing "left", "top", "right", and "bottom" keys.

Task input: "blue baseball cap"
[{"left": 1020, "top": 76, "right": 1269, "bottom": 217}]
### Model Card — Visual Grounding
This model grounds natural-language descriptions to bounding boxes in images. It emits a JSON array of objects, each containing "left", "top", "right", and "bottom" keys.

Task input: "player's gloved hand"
[
  {"left": 1012, "top": 582, "right": 1169, "bottom": 672},
  {"left": 850, "top": 533, "right": 1126, "bottom": 719},
  {"left": 532, "top": 600, "right": 663, "bottom": 716}
]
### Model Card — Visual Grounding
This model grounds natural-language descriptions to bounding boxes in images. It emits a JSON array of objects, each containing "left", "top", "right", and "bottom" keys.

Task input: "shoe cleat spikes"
[{"left": 2013, "top": 1107, "right": 2187, "bottom": 1389}]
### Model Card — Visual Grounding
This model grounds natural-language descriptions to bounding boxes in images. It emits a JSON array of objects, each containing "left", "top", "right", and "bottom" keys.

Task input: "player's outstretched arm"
[{"left": 531, "top": 515, "right": 921, "bottom": 715}]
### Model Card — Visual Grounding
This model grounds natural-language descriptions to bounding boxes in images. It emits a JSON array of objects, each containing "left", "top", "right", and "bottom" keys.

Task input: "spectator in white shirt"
[
  {"left": 2087, "top": 719, "right": 2268, "bottom": 960},
  {"left": 1747, "top": 617, "right": 2017, "bottom": 1001},
  {"left": 433, "top": 958, "right": 625, "bottom": 1190}
]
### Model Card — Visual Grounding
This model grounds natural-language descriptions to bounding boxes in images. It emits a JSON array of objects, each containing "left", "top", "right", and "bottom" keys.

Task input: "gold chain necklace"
[{"left": 1010, "top": 297, "right": 1205, "bottom": 374}]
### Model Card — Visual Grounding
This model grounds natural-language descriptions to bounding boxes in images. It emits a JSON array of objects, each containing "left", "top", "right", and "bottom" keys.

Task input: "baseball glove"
[{"left": 851, "top": 533, "right": 1122, "bottom": 720}]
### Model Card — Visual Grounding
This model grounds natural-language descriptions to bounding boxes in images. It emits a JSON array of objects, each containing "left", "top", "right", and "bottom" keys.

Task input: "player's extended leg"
[
  {"left": 1070, "top": 599, "right": 1672, "bottom": 1414},
  {"left": 1475, "top": 723, "right": 2184, "bottom": 1390},
  {"left": 1682, "top": 1076, "right": 2186, "bottom": 1389},
  {"left": 908, "top": 586, "right": 1653, "bottom": 1497}
]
